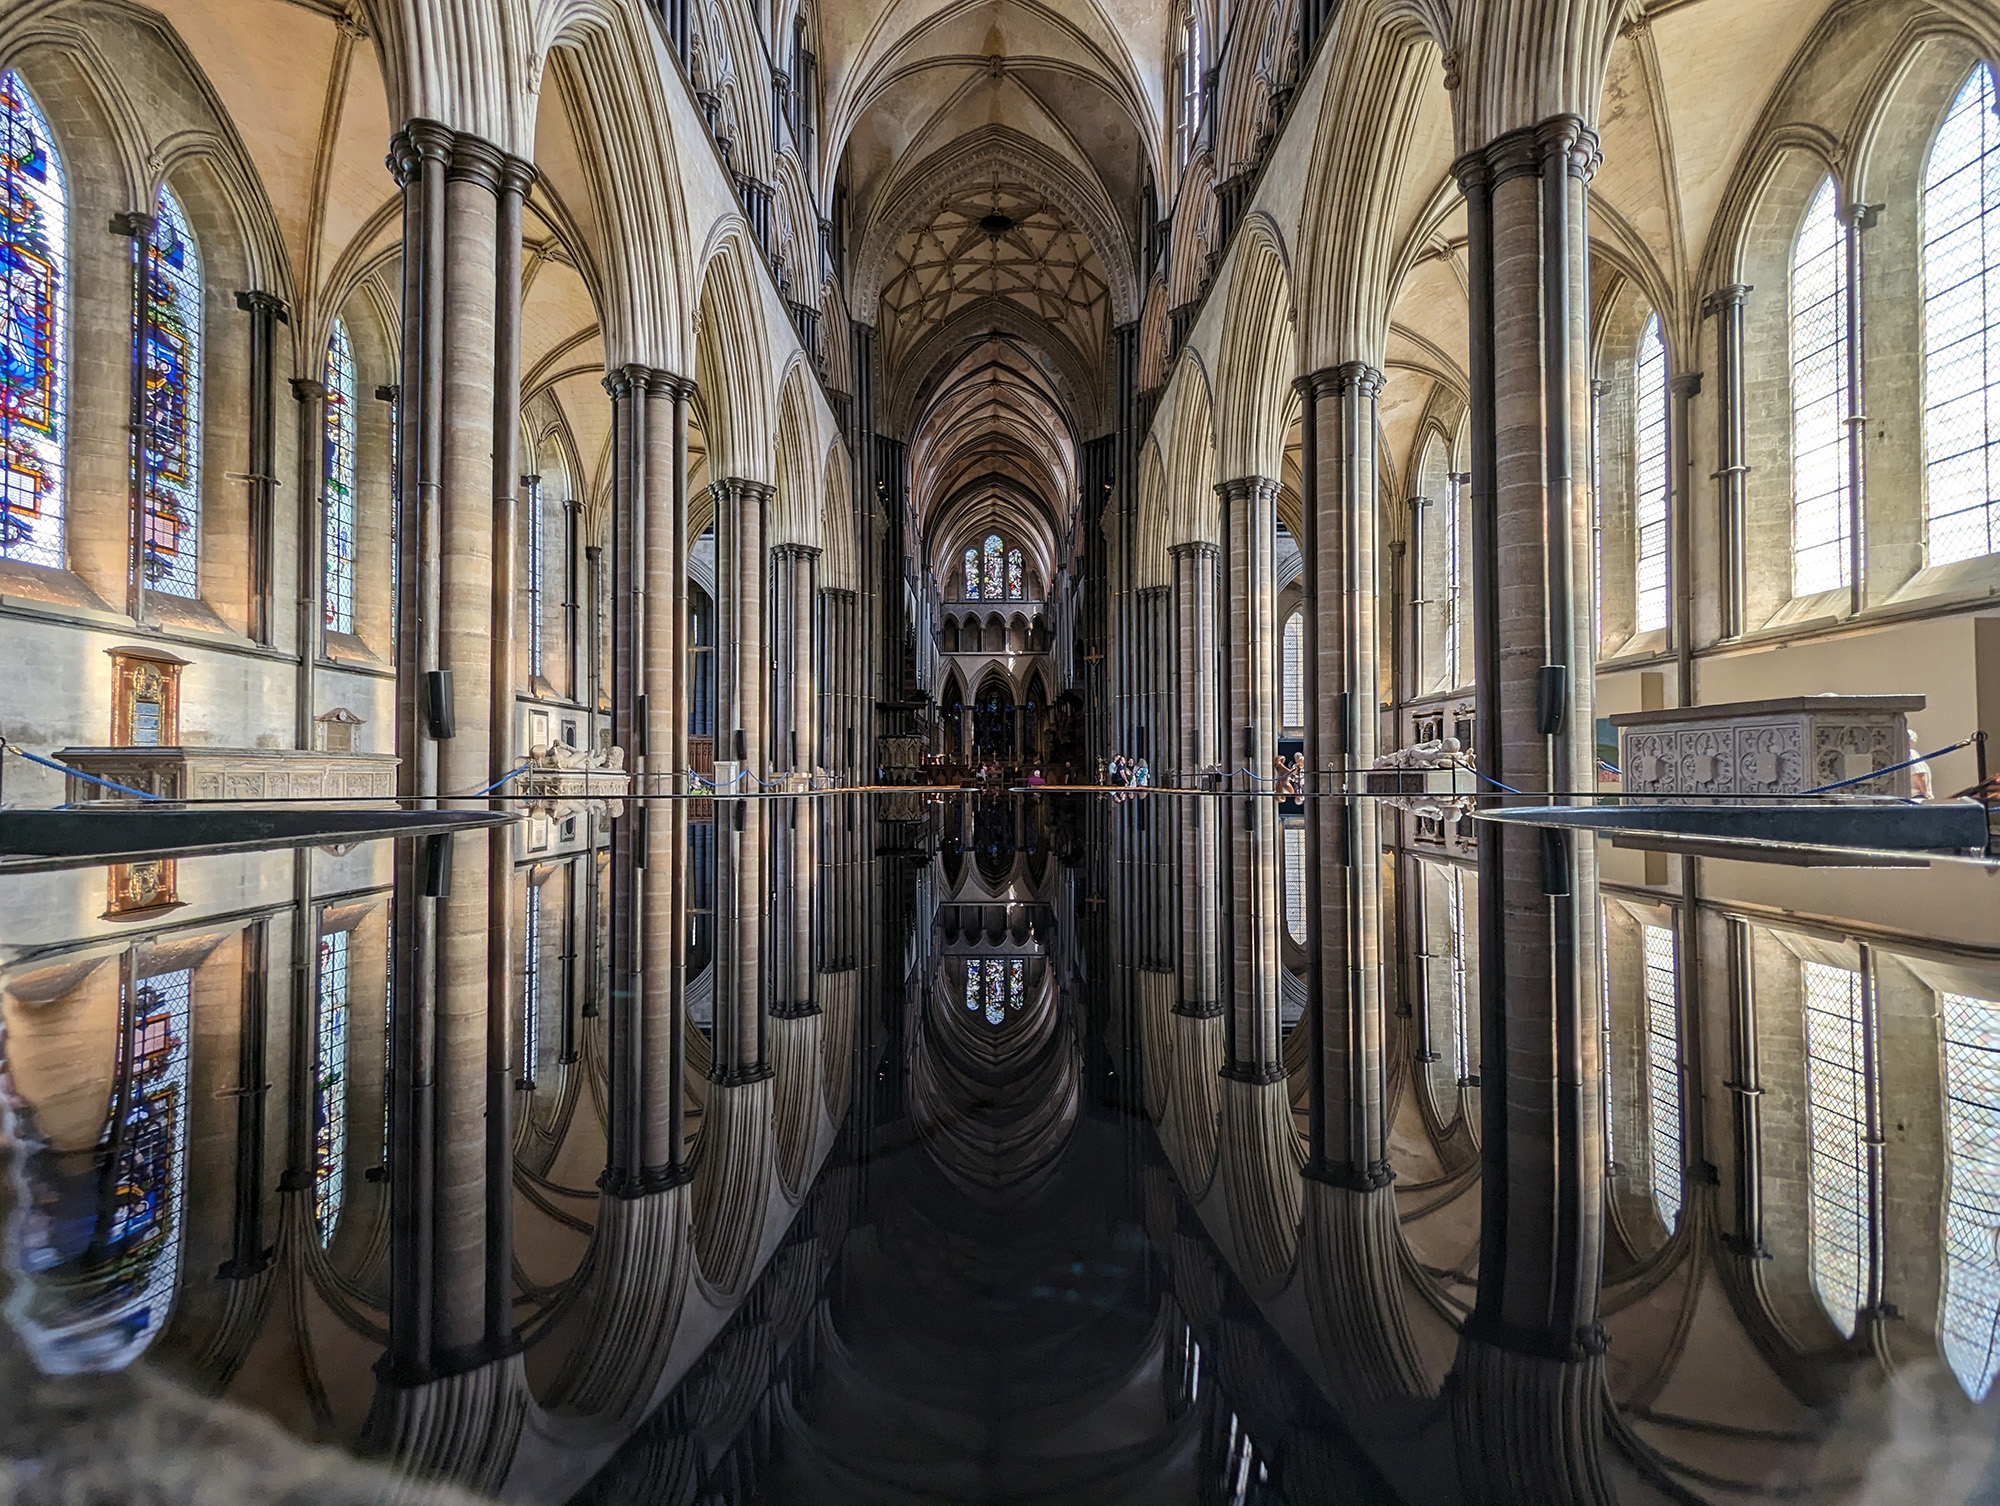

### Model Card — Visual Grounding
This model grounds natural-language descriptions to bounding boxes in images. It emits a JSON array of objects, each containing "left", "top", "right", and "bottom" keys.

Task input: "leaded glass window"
[
  {"left": 0, "top": 71, "right": 67, "bottom": 571},
  {"left": 1282, "top": 825, "right": 1305, "bottom": 943},
  {"left": 1790, "top": 179, "right": 1851, "bottom": 597},
  {"left": 1634, "top": 316, "right": 1670, "bottom": 632},
  {"left": 1281, "top": 610, "right": 1303, "bottom": 727},
  {"left": 1922, "top": 65, "right": 2000, "bottom": 566},
  {"left": 1940, "top": 990, "right": 2000, "bottom": 1400},
  {"left": 313, "top": 930, "right": 349, "bottom": 1246},
  {"left": 140, "top": 186, "right": 202, "bottom": 598},
  {"left": 323, "top": 320, "right": 357, "bottom": 634},
  {"left": 1006, "top": 547, "right": 1023, "bottom": 600},
  {"left": 526, "top": 473, "right": 545, "bottom": 678},
  {"left": 983, "top": 534, "right": 1004, "bottom": 600},
  {"left": 1804, "top": 960, "right": 1870, "bottom": 1336},
  {"left": 1175, "top": 11, "right": 1203, "bottom": 171},
  {"left": 522, "top": 882, "right": 542, "bottom": 1089},
  {"left": 1643, "top": 923, "right": 1682, "bottom": 1231},
  {"left": 963, "top": 545, "right": 980, "bottom": 599}
]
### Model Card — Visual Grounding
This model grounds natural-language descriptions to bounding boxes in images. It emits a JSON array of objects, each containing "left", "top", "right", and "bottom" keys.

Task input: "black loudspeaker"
[
  {"left": 423, "top": 832, "right": 454, "bottom": 897},
  {"left": 1539, "top": 827, "right": 1571, "bottom": 896},
  {"left": 1243, "top": 726, "right": 1256, "bottom": 759},
  {"left": 425, "top": 670, "right": 455, "bottom": 739},
  {"left": 1537, "top": 664, "right": 1568, "bottom": 737},
  {"left": 636, "top": 694, "right": 650, "bottom": 756}
]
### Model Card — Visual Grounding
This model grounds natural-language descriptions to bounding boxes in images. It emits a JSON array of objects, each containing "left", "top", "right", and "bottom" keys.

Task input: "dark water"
[{"left": 2, "top": 793, "right": 1997, "bottom": 1505}]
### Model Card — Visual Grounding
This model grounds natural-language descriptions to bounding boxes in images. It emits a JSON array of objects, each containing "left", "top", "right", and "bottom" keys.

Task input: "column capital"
[
  {"left": 602, "top": 368, "right": 635, "bottom": 399},
  {"left": 1453, "top": 114, "right": 1600, "bottom": 191},
  {"left": 288, "top": 377, "right": 327, "bottom": 404},
  {"left": 1168, "top": 540, "right": 1219, "bottom": 563},
  {"left": 445, "top": 131, "right": 506, "bottom": 191},
  {"left": 233, "top": 288, "right": 290, "bottom": 321},
  {"left": 1702, "top": 283, "right": 1753, "bottom": 318},
  {"left": 1300, "top": 361, "right": 1385, "bottom": 400},
  {"left": 652, "top": 370, "right": 697, "bottom": 401},
  {"left": 1670, "top": 371, "right": 1704, "bottom": 400},
  {"left": 387, "top": 118, "right": 454, "bottom": 185},
  {"left": 619, "top": 361, "right": 657, "bottom": 393},
  {"left": 498, "top": 153, "right": 538, "bottom": 200},
  {"left": 1213, "top": 474, "right": 1281, "bottom": 505},
  {"left": 711, "top": 475, "right": 776, "bottom": 506}
]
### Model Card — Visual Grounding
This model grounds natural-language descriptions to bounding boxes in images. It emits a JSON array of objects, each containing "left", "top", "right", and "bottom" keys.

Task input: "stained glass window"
[
  {"left": 1922, "top": 65, "right": 2000, "bottom": 566},
  {"left": 1006, "top": 547, "right": 1024, "bottom": 600},
  {"left": 1791, "top": 179, "right": 1851, "bottom": 597},
  {"left": 323, "top": 320, "right": 357, "bottom": 634},
  {"left": 1634, "top": 316, "right": 1670, "bottom": 632},
  {"left": 963, "top": 545, "right": 980, "bottom": 600},
  {"left": 983, "top": 534, "right": 1004, "bottom": 600},
  {"left": 1, "top": 71, "right": 67, "bottom": 571},
  {"left": 1643, "top": 924, "right": 1683, "bottom": 1231},
  {"left": 1281, "top": 611, "right": 1304, "bottom": 726},
  {"left": 522, "top": 882, "right": 542, "bottom": 1089},
  {"left": 140, "top": 185, "right": 202, "bottom": 598},
  {"left": 963, "top": 957, "right": 1026, "bottom": 1026},
  {"left": 1940, "top": 990, "right": 2000, "bottom": 1400},
  {"left": 313, "top": 930, "right": 349, "bottom": 1246},
  {"left": 1804, "top": 960, "right": 1870, "bottom": 1336}
]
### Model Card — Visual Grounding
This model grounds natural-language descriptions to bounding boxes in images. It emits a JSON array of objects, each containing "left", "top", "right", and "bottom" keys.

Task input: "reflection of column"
[
  {"left": 714, "top": 478, "right": 772, "bottom": 783},
  {"left": 1216, "top": 476, "right": 1281, "bottom": 1082},
  {"left": 603, "top": 366, "right": 646, "bottom": 1198},
  {"left": 1174, "top": 796, "right": 1222, "bottom": 1017},
  {"left": 1452, "top": 114, "right": 1609, "bottom": 1505},
  {"left": 714, "top": 798, "right": 772, "bottom": 1081},
  {"left": 641, "top": 798, "right": 689, "bottom": 1183},
  {"left": 771, "top": 798, "right": 820, "bottom": 1018}
]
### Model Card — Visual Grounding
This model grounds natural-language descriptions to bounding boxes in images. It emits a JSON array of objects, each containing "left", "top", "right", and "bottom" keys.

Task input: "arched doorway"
[{"left": 973, "top": 675, "right": 1016, "bottom": 761}]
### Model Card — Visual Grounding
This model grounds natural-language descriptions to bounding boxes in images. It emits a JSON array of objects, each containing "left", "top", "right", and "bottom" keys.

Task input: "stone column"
[
  {"left": 1298, "top": 362, "right": 1388, "bottom": 1184},
  {"left": 603, "top": 367, "right": 646, "bottom": 1196},
  {"left": 796, "top": 547, "right": 820, "bottom": 777},
  {"left": 289, "top": 375, "right": 328, "bottom": 749},
  {"left": 769, "top": 545, "right": 795, "bottom": 773},
  {"left": 1704, "top": 285, "right": 1750, "bottom": 640},
  {"left": 642, "top": 369, "right": 679, "bottom": 796},
  {"left": 1217, "top": 477, "right": 1278, "bottom": 788},
  {"left": 713, "top": 477, "right": 772, "bottom": 785},
  {"left": 668, "top": 377, "right": 693, "bottom": 789},
  {"left": 1170, "top": 542, "right": 1219, "bottom": 784},
  {"left": 1451, "top": 115, "right": 1609, "bottom": 1505}
]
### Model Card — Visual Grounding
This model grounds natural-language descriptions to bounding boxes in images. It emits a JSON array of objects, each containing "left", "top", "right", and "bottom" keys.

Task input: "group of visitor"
[{"left": 1107, "top": 754, "right": 1151, "bottom": 790}]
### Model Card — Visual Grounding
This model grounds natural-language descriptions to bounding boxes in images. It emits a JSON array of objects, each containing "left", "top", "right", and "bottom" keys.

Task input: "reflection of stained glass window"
[
  {"left": 105, "top": 966, "right": 191, "bottom": 1357},
  {"left": 1008, "top": 958, "right": 1024, "bottom": 1010},
  {"left": 323, "top": 320, "right": 357, "bottom": 633},
  {"left": 313, "top": 931, "right": 349, "bottom": 1246},
  {"left": 522, "top": 883, "right": 542, "bottom": 1089},
  {"left": 1642, "top": 924, "right": 1682, "bottom": 1232},
  {"left": 983, "top": 534, "right": 1004, "bottom": 599},
  {"left": 963, "top": 958, "right": 1027, "bottom": 1025},
  {"left": 1941, "top": 991, "right": 2000, "bottom": 1400},
  {"left": 1006, "top": 548, "right": 1023, "bottom": 600},
  {"left": 963, "top": 545, "right": 980, "bottom": 600},
  {"left": 1634, "top": 316, "right": 1669, "bottom": 631},
  {"left": 1790, "top": 179, "right": 1850, "bottom": 597},
  {"left": 1, "top": 71, "right": 67, "bottom": 571},
  {"left": 964, "top": 958, "right": 980, "bottom": 1012},
  {"left": 1923, "top": 66, "right": 2000, "bottom": 566},
  {"left": 140, "top": 186, "right": 202, "bottom": 599},
  {"left": 1804, "top": 961, "right": 1869, "bottom": 1337}
]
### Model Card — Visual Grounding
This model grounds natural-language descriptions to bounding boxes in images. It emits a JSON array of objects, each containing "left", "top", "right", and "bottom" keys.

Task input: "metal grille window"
[
  {"left": 140, "top": 186, "right": 203, "bottom": 598},
  {"left": 1790, "top": 178, "right": 1852, "bottom": 597},
  {"left": 322, "top": 320, "right": 357, "bottom": 633},
  {"left": 1922, "top": 64, "right": 2000, "bottom": 565},
  {"left": 1633, "top": 315, "right": 1670, "bottom": 632},
  {"left": 1643, "top": 924, "right": 1682, "bottom": 1231},
  {"left": 313, "top": 932, "right": 349, "bottom": 1246},
  {"left": 1803, "top": 960, "right": 1870, "bottom": 1336},
  {"left": 0, "top": 71, "right": 69, "bottom": 571},
  {"left": 1941, "top": 990, "right": 2000, "bottom": 1400}
]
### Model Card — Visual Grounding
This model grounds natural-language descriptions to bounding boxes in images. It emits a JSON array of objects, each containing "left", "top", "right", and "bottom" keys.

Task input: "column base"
[
  {"left": 1173, "top": 996, "right": 1225, "bottom": 1019},
  {"left": 1449, "top": 1326, "right": 1614, "bottom": 1506},
  {"left": 1218, "top": 1060, "right": 1287, "bottom": 1085},
  {"left": 709, "top": 1062, "right": 776, "bottom": 1086}
]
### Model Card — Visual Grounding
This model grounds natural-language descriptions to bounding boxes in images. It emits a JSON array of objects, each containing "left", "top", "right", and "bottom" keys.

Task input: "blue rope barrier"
[
  {"left": 1469, "top": 767, "right": 1523, "bottom": 796},
  {"left": 1800, "top": 737, "right": 1972, "bottom": 796},
  {"left": 445, "top": 762, "right": 532, "bottom": 798},
  {"left": 3, "top": 743, "right": 164, "bottom": 802}
]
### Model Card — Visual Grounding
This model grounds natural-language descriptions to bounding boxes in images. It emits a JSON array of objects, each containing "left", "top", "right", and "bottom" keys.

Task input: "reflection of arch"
[{"left": 1023, "top": 669, "right": 1049, "bottom": 763}]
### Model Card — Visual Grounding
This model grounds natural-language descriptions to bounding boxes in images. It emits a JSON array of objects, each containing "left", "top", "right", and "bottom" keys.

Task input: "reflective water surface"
[{"left": 2, "top": 793, "right": 1998, "bottom": 1505}]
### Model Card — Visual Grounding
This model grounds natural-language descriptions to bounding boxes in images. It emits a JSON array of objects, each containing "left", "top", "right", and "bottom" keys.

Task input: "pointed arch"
[
  {"left": 694, "top": 228, "right": 774, "bottom": 485},
  {"left": 1162, "top": 352, "right": 1219, "bottom": 548},
  {"left": 1214, "top": 217, "right": 1297, "bottom": 482}
]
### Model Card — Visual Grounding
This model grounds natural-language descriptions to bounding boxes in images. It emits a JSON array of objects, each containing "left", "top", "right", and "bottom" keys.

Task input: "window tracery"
[
  {"left": 322, "top": 320, "right": 357, "bottom": 634},
  {"left": 1790, "top": 178, "right": 1851, "bottom": 597},
  {"left": 1922, "top": 64, "right": 2000, "bottom": 566},
  {"left": 0, "top": 70, "right": 67, "bottom": 572},
  {"left": 140, "top": 185, "right": 202, "bottom": 599}
]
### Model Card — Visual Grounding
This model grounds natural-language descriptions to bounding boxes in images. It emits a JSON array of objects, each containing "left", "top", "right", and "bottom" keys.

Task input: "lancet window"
[
  {"left": 1642, "top": 923, "right": 1682, "bottom": 1231},
  {"left": 140, "top": 185, "right": 203, "bottom": 598},
  {"left": 322, "top": 320, "right": 357, "bottom": 634},
  {"left": 1941, "top": 990, "right": 2000, "bottom": 1400},
  {"left": 0, "top": 71, "right": 67, "bottom": 572},
  {"left": 1922, "top": 64, "right": 2000, "bottom": 566},
  {"left": 1790, "top": 178, "right": 1851, "bottom": 597},
  {"left": 1633, "top": 316, "right": 1669, "bottom": 632},
  {"left": 1803, "top": 960, "right": 1871, "bottom": 1336}
]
